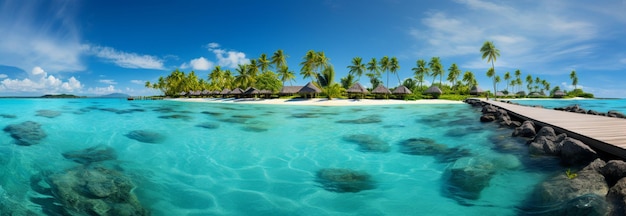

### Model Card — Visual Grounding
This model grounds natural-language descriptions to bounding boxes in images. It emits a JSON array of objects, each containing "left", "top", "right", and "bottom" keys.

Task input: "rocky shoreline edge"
[{"left": 465, "top": 98, "right": 626, "bottom": 215}]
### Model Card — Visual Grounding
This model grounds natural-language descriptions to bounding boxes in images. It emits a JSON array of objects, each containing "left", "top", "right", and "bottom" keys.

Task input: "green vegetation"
[
  {"left": 41, "top": 94, "right": 83, "bottom": 98},
  {"left": 565, "top": 169, "right": 578, "bottom": 179},
  {"left": 144, "top": 45, "right": 594, "bottom": 99}
]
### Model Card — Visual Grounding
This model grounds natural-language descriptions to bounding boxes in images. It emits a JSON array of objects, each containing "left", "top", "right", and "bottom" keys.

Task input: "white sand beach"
[{"left": 168, "top": 98, "right": 463, "bottom": 106}]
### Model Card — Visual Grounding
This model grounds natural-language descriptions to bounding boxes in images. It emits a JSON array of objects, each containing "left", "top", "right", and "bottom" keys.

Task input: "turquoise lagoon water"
[
  {"left": 0, "top": 98, "right": 566, "bottom": 215},
  {"left": 509, "top": 98, "right": 626, "bottom": 114}
]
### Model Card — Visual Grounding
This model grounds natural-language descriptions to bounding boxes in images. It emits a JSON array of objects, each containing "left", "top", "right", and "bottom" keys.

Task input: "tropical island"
[{"left": 144, "top": 42, "right": 593, "bottom": 101}]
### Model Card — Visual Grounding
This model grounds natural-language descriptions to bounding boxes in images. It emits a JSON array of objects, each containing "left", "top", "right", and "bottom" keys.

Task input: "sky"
[{"left": 0, "top": 0, "right": 625, "bottom": 98}]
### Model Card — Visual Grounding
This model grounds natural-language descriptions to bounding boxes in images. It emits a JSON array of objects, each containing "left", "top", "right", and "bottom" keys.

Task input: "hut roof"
[
  {"left": 212, "top": 90, "right": 221, "bottom": 95},
  {"left": 392, "top": 85, "right": 412, "bottom": 94},
  {"left": 495, "top": 91, "right": 505, "bottom": 97},
  {"left": 220, "top": 88, "right": 231, "bottom": 95},
  {"left": 244, "top": 87, "right": 261, "bottom": 95},
  {"left": 201, "top": 90, "right": 211, "bottom": 95},
  {"left": 229, "top": 88, "right": 244, "bottom": 95},
  {"left": 347, "top": 82, "right": 369, "bottom": 94},
  {"left": 298, "top": 82, "right": 322, "bottom": 94},
  {"left": 424, "top": 86, "right": 442, "bottom": 94},
  {"left": 516, "top": 91, "right": 526, "bottom": 96},
  {"left": 470, "top": 86, "right": 484, "bottom": 94},
  {"left": 280, "top": 86, "right": 302, "bottom": 94},
  {"left": 554, "top": 90, "right": 566, "bottom": 96},
  {"left": 260, "top": 89, "right": 272, "bottom": 94},
  {"left": 372, "top": 85, "right": 391, "bottom": 94},
  {"left": 178, "top": 91, "right": 187, "bottom": 96}
]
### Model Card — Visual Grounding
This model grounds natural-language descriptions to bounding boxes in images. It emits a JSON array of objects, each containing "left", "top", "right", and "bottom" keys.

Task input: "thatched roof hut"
[
  {"left": 201, "top": 90, "right": 211, "bottom": 95},
  {"left": 516, "top": 91, "right": 526, "bottom": 96},
  {"left": 299, "top": 82, "right": 322, "bottom": 94},
  {"left": 220, "top": 88, "right": 231, "bottom": 95},
  {"left": 495, "top": 91, "right": 505, "bottom": 97},
  {"left": 392, "top": 85, "right": 412, "bottom": 94},
  {"left": 244, "top": 87, "right": 260, "bottom": 95},
  {"left": 469, "top": 86, "right": 484, "bottom": 95},
  {"left": 372, "top": 85, "right": 391, "bottom": 94},
  {"left": 229, "top": 88, "right": 244, "bottom": 95},
  {"left": 553, "top": 90, "right": 566, "bottom": 98},
  {"left": 280, "top": 86, "right": 302, "bottom": 95},
  {"left": 424, "top": 86, "right": 442, "bottom": 98},
  {"left": 347, "top": 82, "right": 369, "bottom": 94},
  {"left": 178, "top": 91, "right": 187, "bottom": 96}
]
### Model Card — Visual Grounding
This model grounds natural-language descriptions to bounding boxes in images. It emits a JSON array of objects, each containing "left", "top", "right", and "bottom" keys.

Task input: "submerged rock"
[
  {"left": 241, "top": 125, "right": 269, "bottom": 132},
  {"left": 343, "top": 134, "right": 390, "bottom": 153},
  {"left": 608, "top": 177, "right": 626, "bottom": 215},
  {"left": 537, "top": 170, "right": 608, "bottom": 203},
  {"left": 158, "top": 114, "right": 193, "bottom": 120},
  {"left": 601, "top": 160, "right": 626, "bottom": 186},
  {"left": 398, "top": 138, "right": 447, "bottom": 155},
  {"left": 444, "top": 157, "right": 496, "bottom": 200},
  {"left": 201, "top": 111, "right": 223, "bottom": 116},
  {"left": 0, "top": 114, "right": 17, "bottom": 118},
  {"left": 315, "top": 168, "right": 376, "bottom": 193},
  {"left": 33, "top": 166, "right": 149, "bottom": 215},
  {"left": 62, "top": 145, "right": 117, "bottom": 164},
  {"left": 336, "top": 115, "right": 382, "bottom": 124},
  {"left": 196, "top": 122, "right": 220, "bottom": 129},
  {"left": 291, "top": 113, "right": 319, "bottom": 118},
  {"left": 36, "top": 109, "right": 62, "bottom": 118},
  {"left": 3, "top": 121, "right": 47, "bottom": 146},
  {"left": 125, "top": 130, "right": 166, "bottom": 144}
]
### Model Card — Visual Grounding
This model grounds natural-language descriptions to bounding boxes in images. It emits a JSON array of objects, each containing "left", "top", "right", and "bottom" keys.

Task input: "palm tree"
[
  {"left": 248, "top": 59, "right": 260, "bottom": 78},
  {"left": 390, "top": 57, "right": 401, "bottom": 86},
  {"left": 515, "top": 78, "right": 522, "bottom": 93},
  {"left": 480, "top": 41, "right": 501, "bottom": 98},
  {"left": 495, "top": 75, "right": 501, "bottom": 93},
  {"left": 412, "top": 59, "right": 429, "bottom": 90},
  {"left": 486, "top": 68, "right": 495, "bottom": 95},
  {"left": 366, "top": 58, "right": 380, "bottom": 78},
  {"left": 462, "top": 71, "right": 476, "bottom": 88},
  {"left": 271, "top": 49, "right": 288, "bottom": 69},
  {"left": 570, "top": 70, "right": 578, "bottom": 89},
  {"left": 347, "top": 57, "right": 366, "bottom": 81},
  {"left": 428, "top": 57, "right": 444, "bottom": 87},
  {"left": 379, "top": 56, "right": 390, "bottom": 87},
  {"left": 447, "top": 63, "right": 461, "bottom": 92},
  {"left": 209, "top": 66, "right": 225, "bottom": 89},
  {"left": 314, "top": 51, "right": 330, "bottom": 74},
  {"left": 503, "top": 71, "right": 511, "bottom": 93},
  {"left": 234, "top": 64, "right": 254, "bottom": 89},
  {"left": 317, "top": 66, "right": 335, "bottom": 88},
  {"left": 258, "top": 53, "right": 271, "bottom": 72},
  {"left": 340, "top": 73, "right": 355, "bottom": 89},
  {"left": 300, "top": 50, "right": 317, "bottom": 83},
  {"left": 277, "top": 65, "right": 295, "bottom": 86},
  {"left": 534, "top": 77, "right": 541, "bottom": 93},
  {"left": 526, "top": 75, "right": 533, "bottom": 93}
]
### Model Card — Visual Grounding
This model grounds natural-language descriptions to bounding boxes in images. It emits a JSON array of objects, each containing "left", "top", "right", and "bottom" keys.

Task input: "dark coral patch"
[{"left": 316, "top": 168, "right": 376, "bottom": 193}]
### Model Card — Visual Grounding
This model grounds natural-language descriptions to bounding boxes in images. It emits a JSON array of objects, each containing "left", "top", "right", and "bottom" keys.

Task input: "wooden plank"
[{"left": 478, "top": 99, "right": 626, "bottom": 158}]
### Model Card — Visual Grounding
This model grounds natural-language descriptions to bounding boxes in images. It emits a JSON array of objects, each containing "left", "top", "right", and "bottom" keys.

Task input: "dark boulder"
[
  {"left": 587, "top": 110, "right": 601, "bottom": 115},
  {"left": 537, "top": 170, "right": 608, "bottom": 204},
  {"left": 582, "top": 158, "right": 606, "bottom": 173},
  {"left": 398, "top": 138, "right": 447, "bottom": 155},
  {"left": 125, "top": 130, "right": 166, "bottom": 144},
  {"left": 608, "top": 177, "right": 626, "bottom": 215},
  {"left": 62, "top": 145, "right": 117, "bottom": 165},
  {"left": 528, "top": 127, "right": 567, "bottom": 156},
  {"left": 343, "top": 134, "right": 390, "bottom": 153},
  {"left": 560, "top": 138, "right": 598, "bottom": 166},
  {"left": 512, "top": 120, "right": 536, "bottom": 138},
  {"left": 3, "top": 121, "right": 47, "bottom": 146},
  {"left": 601, "top": 160, "right": 626, "bottom": 186},
  {"left": 444, "top": 157, "right": 496, "bottom": 200},
  {"left": 480, "top": 113, "right": 496, "bottom": 122},
  {"left": 315, "top": 168, "right": 376, "bottom": 193},
  {"left": 608, "top": 110, "right": 626, "bottom": 119}
]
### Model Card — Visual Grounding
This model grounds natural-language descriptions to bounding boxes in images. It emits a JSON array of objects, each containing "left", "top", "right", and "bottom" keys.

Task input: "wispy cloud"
[
  {"left": 86, "top": 85, "right": 118, "bottom": 95},
  {"left": 99, "top": 79, "right": 117, "bottom": 85},
  {"left": 88, "top": 45, "right": 165, "bottom": 70},
  {"left": 0, "top": 74, "right": 7, "bottom": 79},
  {"left": 130, "top": 80, "right": 144, "bottom": 85}
]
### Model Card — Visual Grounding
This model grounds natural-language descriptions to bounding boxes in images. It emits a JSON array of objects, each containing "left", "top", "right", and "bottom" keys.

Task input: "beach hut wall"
[
  {"left": 347, "top": 82, "right": 369, "bottom": 94},
  {"left": 372, "top": 85, "right": 391, "bottom": 94},
  {"left": 280, "top": 86, "right": 303, "bottom": 95},
  {"left": 469, "top": 86, "right": 484, "bottom": 95},
  {"left": 299, "top": 82, "right": 322, "bottom": 94},
  {"left": 392, "top": 85, "right": 412, "bottom": 94}
]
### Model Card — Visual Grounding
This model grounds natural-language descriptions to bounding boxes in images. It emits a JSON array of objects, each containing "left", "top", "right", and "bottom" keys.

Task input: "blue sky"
[{"left": 1, "top": 0, "right": 625, "bottom": 97}]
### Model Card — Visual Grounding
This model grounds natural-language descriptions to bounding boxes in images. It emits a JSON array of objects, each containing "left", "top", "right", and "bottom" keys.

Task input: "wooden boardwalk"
[{"left": 480, "top": 99, "right": 626, "bottom": 158}]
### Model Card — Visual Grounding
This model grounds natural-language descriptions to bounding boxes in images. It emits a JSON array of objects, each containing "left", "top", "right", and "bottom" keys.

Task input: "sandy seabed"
[{"left": 168, "top": 98, "right": 464, "bottom": 106}]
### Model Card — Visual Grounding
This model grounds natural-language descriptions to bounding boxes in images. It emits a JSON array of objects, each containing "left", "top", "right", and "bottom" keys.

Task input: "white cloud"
[
  {"left": 561, "top": 82, "right": 584, "bottom": 90},
  {"left": 88, "top": 45, "right": 165, "bottom": 70},
  {"left": 130, "top": 80, "right": 144, "bottom": 85},
  {"left": 0, "top": 66, "right": 83, "bottom": 93},
  {"left": 99, "top": 79, "right": 117, "bottom": 85},
  {"left": 207, "top": 42, "right": 220, "bottom": 49},
  {"left": 86, "top": 85, "right": 117, "bottom": 95},
  {"left": 0, "top": 74, "right": 6, "bottom": 79},
  {"left": 206, "top": 42, "right": 249, "bottom": 68},
  {"left": 181, "top": 57, "right": 213, "bottom": 70}
]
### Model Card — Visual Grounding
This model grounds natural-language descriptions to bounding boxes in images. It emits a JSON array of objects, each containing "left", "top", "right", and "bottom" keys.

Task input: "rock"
[
  {"left": 560, "top": 138, "right": 598, "bottom": 166},
  {"left": 42, "top": 165, "right": 149, "bottom": 215},
  {"left": 343, "top": 134, "right": 390, "bottom": 153},
  {"left": 158, "top": 114, "right": 193, "bottom": 120},
  {"left": 62, "top": 145, "right": 117, "bottom": 164},
  {"left": 125, "top": 130, "right": 166, "bottom": 144},
  {"left": 36, "top": 110, "right": 62, "bottom": 118},
  {"left": 538, "top": 169, "right": 608, "bottom": 203},
  {"left": 557, "top": 194, "right": 611, "bottom": 216},
  {"left": 444, "top": 157, "right": 495, "bottom": 200},
  {"left": 601, "top": 160, "right": 626, "bottom": 186},
  {"left": 315, "top": 168, "right": 376, "bottom": 193},
  {"left": 582, "top": 158, "right": 606, "bottom": 173},
  {"left": 436, "top": 147, "right": 473, "bottom": 163},
  {"left": 398, "top": 138, "right": 448, "bottom": 155},
  {"left": 512, "top": 120, "right": 536, "bottom": 138},
  {"left": 587, "top": 110, "right": 601, "bottom": 115},
  {"left": 480, "top": 114, "right": 496, "bottom": 122},
  {"left": 608, "top": 110, "right": 626, "bottom": 119},
  {"left": 0, "top": 114, "right": 17, "bottom": 118},
  {"left": 336, "top": 115, "right": 382, "bottom": 124},
  {"left": 3, "top": 121, "right": 47, "bottom": 146},
  {"left": 608, "top": 177, "right": 626, "bottom": 215}
]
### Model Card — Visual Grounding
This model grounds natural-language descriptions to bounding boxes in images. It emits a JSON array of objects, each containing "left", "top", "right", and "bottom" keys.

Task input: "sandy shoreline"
[{"left": 167, "top": 98, "right": 464, "bottom": 106}]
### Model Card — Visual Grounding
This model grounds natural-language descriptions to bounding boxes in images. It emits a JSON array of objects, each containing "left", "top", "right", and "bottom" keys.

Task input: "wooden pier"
[{"left": 481, "top": 99, "right": 626, "bottom": 158}]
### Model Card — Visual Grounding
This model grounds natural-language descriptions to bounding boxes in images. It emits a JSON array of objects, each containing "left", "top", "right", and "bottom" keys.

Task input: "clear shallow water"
[
  {"left": 0, "top": 99, "right": 565, "bottom": 215},
  {"left": 509, "top": 98, "right": 626, "bottom": 114}
]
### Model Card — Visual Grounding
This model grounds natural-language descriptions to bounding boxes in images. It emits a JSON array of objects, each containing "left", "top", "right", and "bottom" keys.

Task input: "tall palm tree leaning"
[
  {"left": 412, "top": 59, "right": 429, "bottom": 90},
  {"left": 271, "top": 49, "right": 288, "bottom": 69},
  {"left": 570, "top": 70, "right": 578, "bottom": 89},
  {"left": 379, "top": 56, "right": 390, "bottom": 87},
  {"left": 390, "top": 57, "right": 401, "bottom": 86},
  {"left": 480, "top": 41, "right": 501, "bottom": 99},
  {"left": 428, "top": 57, "right": 443, "bottom": 87}
]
